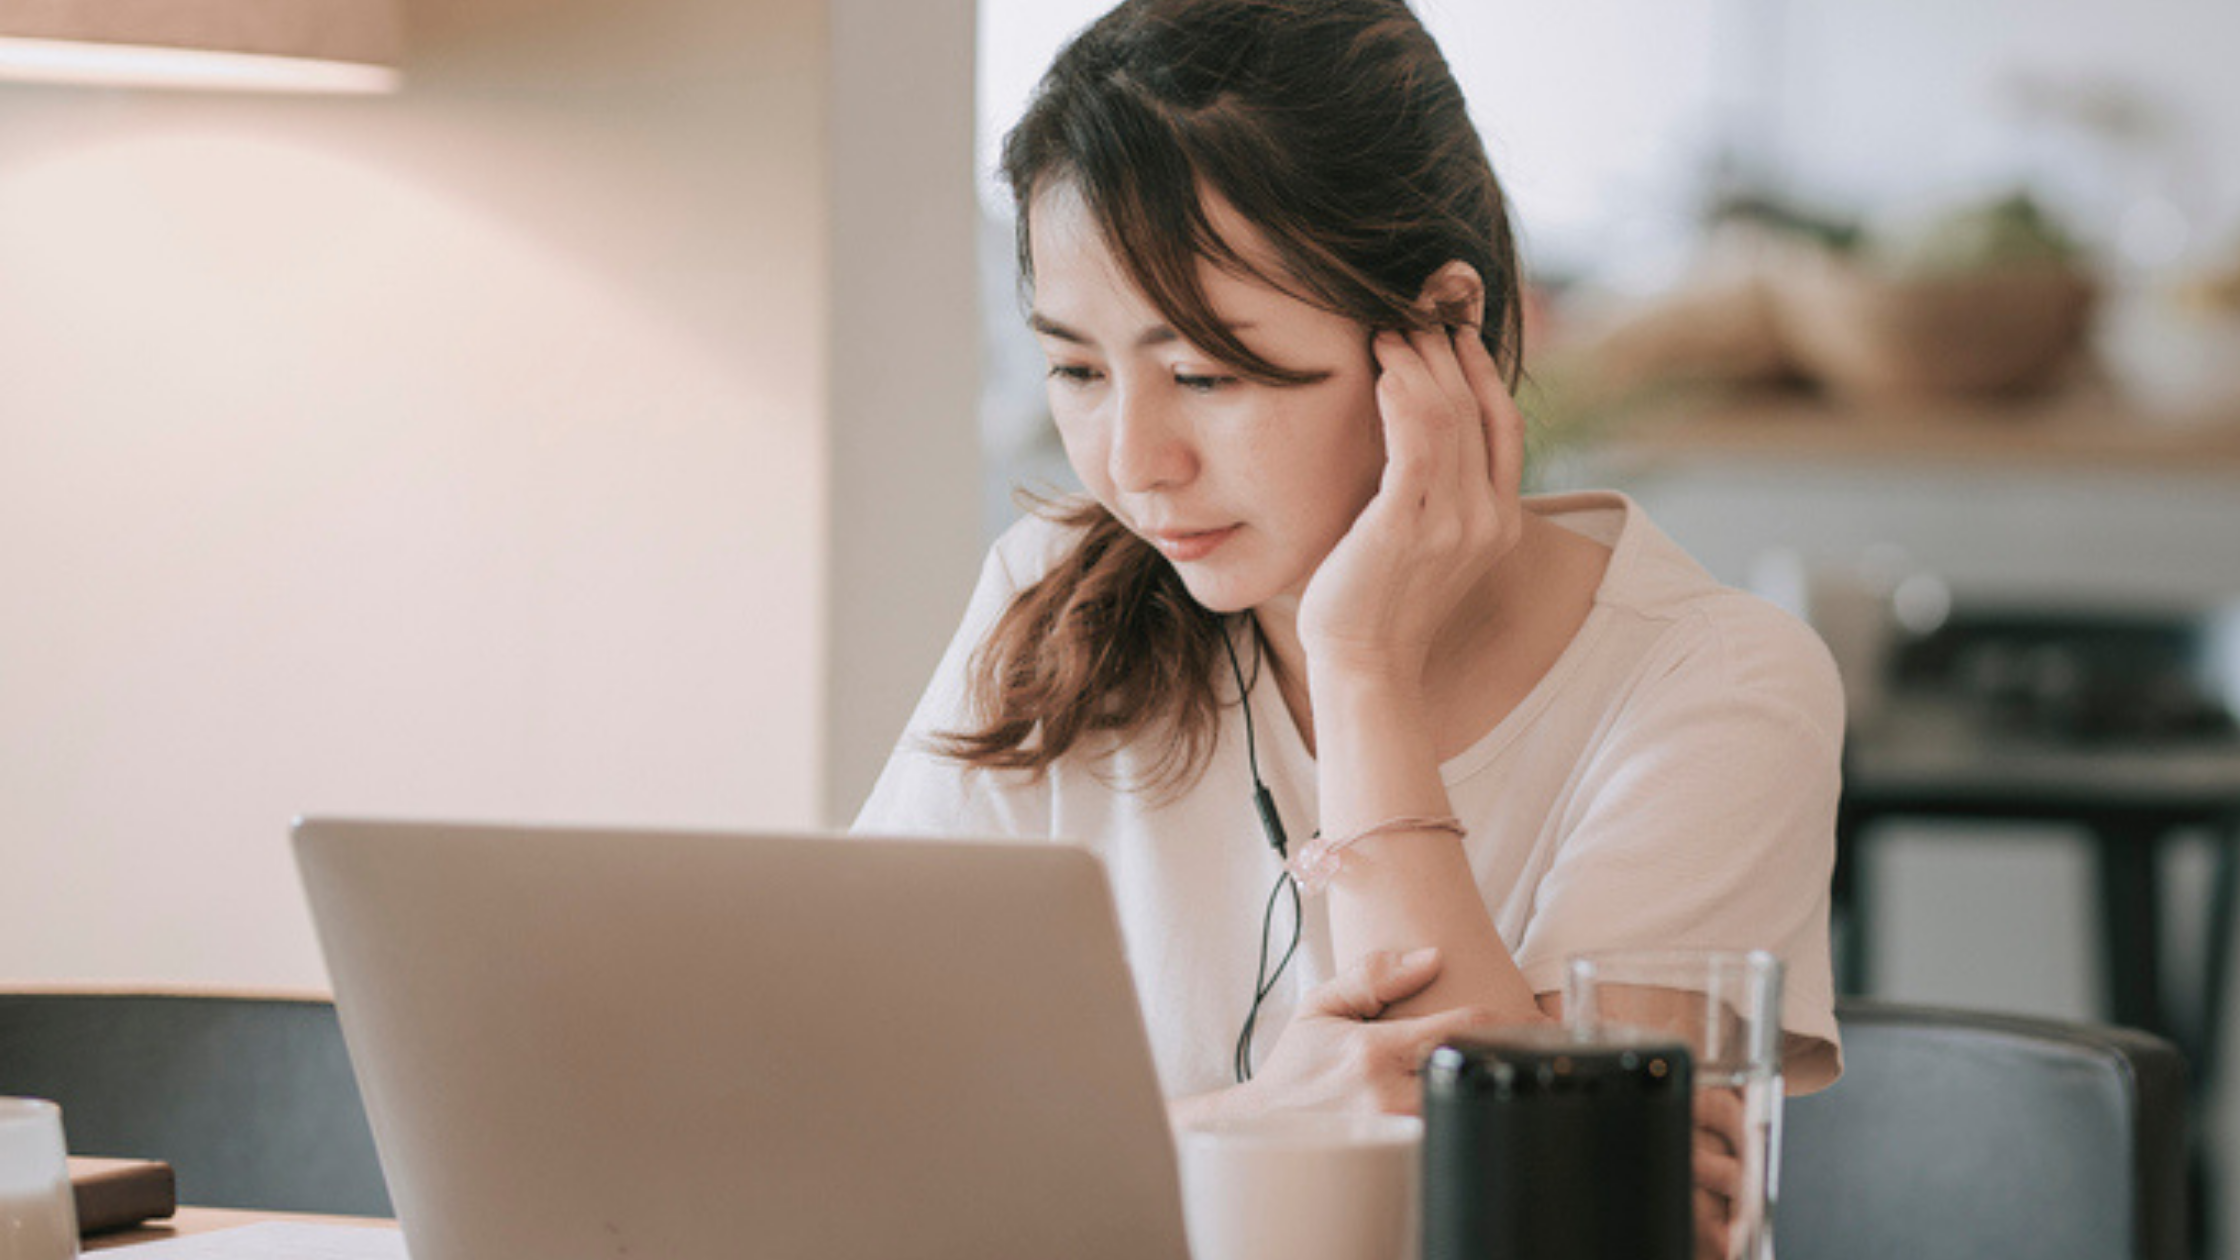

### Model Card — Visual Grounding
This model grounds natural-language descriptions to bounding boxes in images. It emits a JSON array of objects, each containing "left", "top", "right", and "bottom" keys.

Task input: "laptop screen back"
[{"left": 293, "top": 818, "right": 1190, "bottom": 1260}]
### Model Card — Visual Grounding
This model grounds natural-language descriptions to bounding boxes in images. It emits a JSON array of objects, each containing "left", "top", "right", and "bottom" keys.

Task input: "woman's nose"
[{"left": 1107, "top": 386, "right": 1195, "bottom": 494}]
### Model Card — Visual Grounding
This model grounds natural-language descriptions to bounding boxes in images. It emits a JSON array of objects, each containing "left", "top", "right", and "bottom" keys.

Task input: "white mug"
[
  {"left": 1176, "top": 1109, "right": 1420, "bottom": 1260},
  {"left": 0, "top": 1099, "right": 77, "bottom": 1260}
]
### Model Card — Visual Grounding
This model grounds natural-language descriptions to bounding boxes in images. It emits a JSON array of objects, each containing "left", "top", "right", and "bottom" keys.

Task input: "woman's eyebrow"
[
  {"left": 1028, "top": 312, "right": 1255, "bottom": 350},
  {"left": 1026, "top": 313, "right": 1089, "bottom": 344}
]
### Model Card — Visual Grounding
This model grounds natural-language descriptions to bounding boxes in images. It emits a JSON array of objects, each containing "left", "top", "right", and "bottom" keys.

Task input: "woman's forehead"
[
  {"left": 1027, "top": 178, "right": 1282, "bottom": 269},
  {"left": 1026, "top": 181, "right": 1331, "bottom": 333}
]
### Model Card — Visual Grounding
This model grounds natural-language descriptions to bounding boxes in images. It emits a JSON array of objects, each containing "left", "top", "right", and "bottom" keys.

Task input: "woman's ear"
[{"left": 1417, "top": 260, "right": 1485, "bottom": 330}]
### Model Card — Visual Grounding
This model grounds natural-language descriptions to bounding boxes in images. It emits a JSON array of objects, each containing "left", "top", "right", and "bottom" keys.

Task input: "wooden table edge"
[{"left": 86, "top": 1206, "right": 396, "bottom": 1250}]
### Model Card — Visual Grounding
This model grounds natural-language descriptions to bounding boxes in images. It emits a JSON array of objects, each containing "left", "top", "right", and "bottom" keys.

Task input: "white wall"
[
  {"left": 1771, "top": 0, "right": 2240, "bottom": 244},
  {"left": 0, "top": 0, "right": 981, "bottom": 988},
  {"left": 827, "top": 0, "right": 985, "bottom": 824}
]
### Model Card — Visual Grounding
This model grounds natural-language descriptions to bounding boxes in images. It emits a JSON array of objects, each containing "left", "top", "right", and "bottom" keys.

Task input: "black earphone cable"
[
  {"left": 1235, "top": 865, "right": 1303, "bottom": 1083},
  {"left": 1224, "top": 617, "right": 1305, "bottom": 1084},
  {"left": 1220, "top": 623, "right": 1269, "bottom": 792}
]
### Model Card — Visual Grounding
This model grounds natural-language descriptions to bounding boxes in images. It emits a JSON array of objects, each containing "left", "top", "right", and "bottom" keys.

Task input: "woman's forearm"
[{"left": 1310, "top": 667, "right": 1546, "bottom": 1023}]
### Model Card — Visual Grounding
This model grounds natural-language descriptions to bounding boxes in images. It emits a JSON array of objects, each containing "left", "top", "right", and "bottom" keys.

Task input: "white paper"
[{"left": 94, "top": 1222, "right": 409, "bottom": 1259}]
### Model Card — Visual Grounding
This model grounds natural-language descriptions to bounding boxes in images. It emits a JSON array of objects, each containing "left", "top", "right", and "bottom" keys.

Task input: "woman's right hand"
[
  {"left": 1692, "top": 1086, "right": 1747, "bottom": 1260},
  {"left": 1233, "top": 947, "right": 1497, "bottom": 1116}
]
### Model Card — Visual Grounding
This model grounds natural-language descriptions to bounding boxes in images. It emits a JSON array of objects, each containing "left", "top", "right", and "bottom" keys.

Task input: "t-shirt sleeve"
[
  {"left": 850, "top": 522, "right": 1055, "bottom": 840},
  {"left": 1512, "top": 597, "right": 1847, "bottom": 1092}
]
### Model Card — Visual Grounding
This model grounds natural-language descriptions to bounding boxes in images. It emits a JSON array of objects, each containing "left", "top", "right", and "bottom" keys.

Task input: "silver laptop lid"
[{"left": 293, "top": 818, "right": 1190, "bottom": 1260}]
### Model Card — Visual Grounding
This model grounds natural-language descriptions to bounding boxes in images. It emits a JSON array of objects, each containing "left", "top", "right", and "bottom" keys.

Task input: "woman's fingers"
[
  {"left": 1376, "top": 327, "right": 1500, "bottom": 553},
  {"left": 1693, "top": 1128, "right": 1743, "bottom": 1200},
  {"left": 1307, "top": 946, "right": 1444, "bottom": 1021},
  {"left": 1404, "top": 324, "right": 1473, "bottom": 427},
  {"left": 1694, "top": 1086, "right": 1747, "bottom": 1151},
  {"left": 1370, "top": 1006, "right": 1498, "bottom": 1115},
  {"left": 1407, "top": 323, "right": 1493, "bottom": 504},
  {"left": 1694, "top": 1187, "right": 1734, "bottom": 1260},
  {"left": 1390, "top": 1004, "right": 1498, "bottom": 1048},
  {"left": 1371, "top": 332, "right": 1442, "bottom": 500},
  {"left": 1455, "top": 323, "right": 1524, "bottom": 503},
  {"left": 1692, "top": 1091, "right": 1744, "bottom": 1260}
]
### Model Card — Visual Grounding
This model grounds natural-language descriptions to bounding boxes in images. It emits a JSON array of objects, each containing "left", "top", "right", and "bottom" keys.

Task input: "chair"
[
  {"left": 0, "top": 989, "right": 391, "bottom": 1216},
  {"left": 1777, "top": 998, "right": 2188, "bottom": 1260}
]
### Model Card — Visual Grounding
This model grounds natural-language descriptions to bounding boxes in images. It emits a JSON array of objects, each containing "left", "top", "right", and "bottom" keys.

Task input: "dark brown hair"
[{"left": 938, "top": 0, "right": 1525, "bottom": 792}]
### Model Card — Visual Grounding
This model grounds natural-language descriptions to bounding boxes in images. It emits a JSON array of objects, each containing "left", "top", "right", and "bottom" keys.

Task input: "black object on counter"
[{"left": 1423, "top": 1028, "right": 1693, "bottom": 1260}]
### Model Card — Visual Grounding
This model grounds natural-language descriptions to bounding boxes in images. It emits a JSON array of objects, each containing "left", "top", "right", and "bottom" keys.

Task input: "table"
[{"left": 86, "top": 1208, "right": 394, "bottom": 1251}]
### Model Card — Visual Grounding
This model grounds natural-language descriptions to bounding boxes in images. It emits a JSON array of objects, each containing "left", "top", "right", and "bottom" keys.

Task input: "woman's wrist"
[
  {"left": 1289, "top": 815, "right": 1466, "bottom": 896},
  {"left": 1308, "top": 663, "right": 1445, "bottom": 832},
  {"left": 1302, "top": 640, "right": 1427, "bottom": 707},
  {"left": 1306, "top": 656, "right": 1430, "bottom": 735}
]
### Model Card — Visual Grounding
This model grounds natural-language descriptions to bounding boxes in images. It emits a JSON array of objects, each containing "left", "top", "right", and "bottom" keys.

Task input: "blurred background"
[{"left": 4, "top": 0, "right": 2239, "bottom": 1247}]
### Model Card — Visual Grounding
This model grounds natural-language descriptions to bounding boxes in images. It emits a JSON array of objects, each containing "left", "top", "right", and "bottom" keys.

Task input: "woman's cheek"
[{"left": 1048, "top": 408, "right": 1105, "bottom": 489}]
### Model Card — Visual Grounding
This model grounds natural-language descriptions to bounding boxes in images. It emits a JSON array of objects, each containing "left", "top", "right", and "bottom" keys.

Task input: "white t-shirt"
[{"left": 855, "top": 491, "right": 1844, "bottom": 1097}]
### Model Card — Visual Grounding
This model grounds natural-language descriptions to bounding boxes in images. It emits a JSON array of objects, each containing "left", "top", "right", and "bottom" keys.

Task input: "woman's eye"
[
  {"left": 1046, "top": 364, "right": 1102, "bottom": 387},
  {"left": 1174, "top": 372, "right": 1237, "bottom": 394}
]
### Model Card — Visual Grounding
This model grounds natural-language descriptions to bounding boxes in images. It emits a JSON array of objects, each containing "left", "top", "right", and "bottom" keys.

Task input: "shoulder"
[
  {"left": 1663, "top": 587, "right": 1844, "bottom": 730},
  {"left": 981, "top": 504, "right": 1094, "bottom": 596},
  {"left": 1536, "top": 491, "right": 1844, "bottom": 744},
  {"left": 946, "top": 506, "right": 1096, "bottom": 637}
]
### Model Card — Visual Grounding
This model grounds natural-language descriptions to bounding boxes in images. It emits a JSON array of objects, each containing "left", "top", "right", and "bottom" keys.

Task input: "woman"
[{"left": 858, "top": 0, "right": 1841, "bottom": 1123}]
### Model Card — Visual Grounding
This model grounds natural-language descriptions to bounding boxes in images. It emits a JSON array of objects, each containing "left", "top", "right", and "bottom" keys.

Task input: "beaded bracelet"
[{"left": 1285, "top": 815, "right": 1466, "bottom": 896}]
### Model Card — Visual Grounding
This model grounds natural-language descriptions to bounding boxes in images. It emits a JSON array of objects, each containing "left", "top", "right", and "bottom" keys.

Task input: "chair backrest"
[
  {"left": 0, "top": 990, "right": 391, "bottom": 1216},
  {"left": 1778, "top": 998, "right": 2188, "bottom": 1260}
]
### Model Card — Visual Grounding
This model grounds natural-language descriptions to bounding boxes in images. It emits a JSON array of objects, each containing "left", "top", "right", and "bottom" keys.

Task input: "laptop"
[{"left": 292, "top": 818, "right": 1193, "bottom": 1260}]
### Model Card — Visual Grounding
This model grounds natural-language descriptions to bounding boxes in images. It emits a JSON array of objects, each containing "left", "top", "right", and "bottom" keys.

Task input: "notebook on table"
[{"left": 290, "top": 818, "right": 1191, "bottom": 1260}]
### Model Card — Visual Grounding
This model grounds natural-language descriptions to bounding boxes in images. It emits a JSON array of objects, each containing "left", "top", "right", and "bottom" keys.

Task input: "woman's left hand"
[{"left": 1296, "top": 307, "right": 1527, "bottom": 692}]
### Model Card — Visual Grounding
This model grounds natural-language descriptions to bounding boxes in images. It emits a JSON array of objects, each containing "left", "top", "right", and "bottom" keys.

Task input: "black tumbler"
[{"left": 1422, "top": 1027, "right": 1693, "bottom": 1260}]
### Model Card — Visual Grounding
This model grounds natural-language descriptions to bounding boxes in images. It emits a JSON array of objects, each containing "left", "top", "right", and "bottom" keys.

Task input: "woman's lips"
[{"left": 1147, "top": 525, "right": 1240, "bottom": 562}]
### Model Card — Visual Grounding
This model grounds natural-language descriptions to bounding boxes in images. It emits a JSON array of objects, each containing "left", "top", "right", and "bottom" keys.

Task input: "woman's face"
[{"left": 1027, "top": 182, "right": 1385, "bottom": 614}]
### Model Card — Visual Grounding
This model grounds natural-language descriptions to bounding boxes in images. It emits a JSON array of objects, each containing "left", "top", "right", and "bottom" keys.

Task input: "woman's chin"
[{"left": 1168, "top": 563, "right": 1278, "bottom": 616}]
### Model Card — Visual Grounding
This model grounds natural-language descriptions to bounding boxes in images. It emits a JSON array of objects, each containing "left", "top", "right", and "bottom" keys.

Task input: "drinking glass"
[
  {"left": 0, "top": 1098, "right": 78, "bottom": 1260},
  {"left": 1564, "top": 950, "right": 1783, "bottom": 1260}
]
